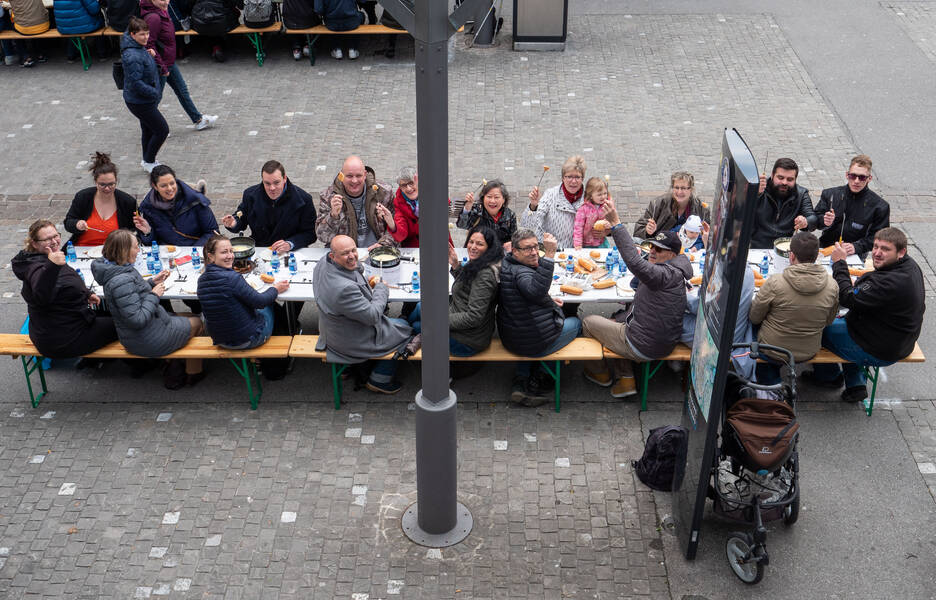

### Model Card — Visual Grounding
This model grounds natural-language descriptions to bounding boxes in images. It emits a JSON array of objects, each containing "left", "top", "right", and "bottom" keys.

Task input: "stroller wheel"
[
  {"left": 783, "top": 496, "right": 800, "bottom": 525},
  {"left": 726, "top": 532, "right": 765, "bottom": 584}
]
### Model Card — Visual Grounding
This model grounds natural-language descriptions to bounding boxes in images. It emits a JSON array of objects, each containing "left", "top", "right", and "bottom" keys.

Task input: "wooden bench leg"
[
  {"left": 246, "top": 32, "right": 266, "bottom": 66},
  {"left": 862, "top": 366, "right": 880, "bottom": 416},
  {"left": 538, "top": 360, "right": 561, "bottom": 412},
  {"left": 71, "top": 37, "right": 91, "bottom": 71},
  {"left": 229, "top": 358, "right": 262, "bottom": 409},
  {"left": 21, "top": 356, "right": 48, "bottom": 408},
  {"left": 331, "top": 363, "right": 347, "bottom": 409}
]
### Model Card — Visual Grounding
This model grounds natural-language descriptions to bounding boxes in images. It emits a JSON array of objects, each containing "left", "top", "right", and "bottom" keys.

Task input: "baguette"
[
  {"left": 820, "top": 245, "right": 835, "bottom": 257},
  {"left": 260, "top": 274, "right": 275, "bottom": 284},
  {"left": 592, "top": 279, "right": 615, "bottom": 289},
  {"left": 577, "top": 256, "right": 597, "bottom": 272},
  {"left": 559, "top": 284, "right": 583, "bottom": 295},
  {"left": 573, "top": 264, "right": 587, "bottom": 275},
  {"left": 849, "top": 267, "right": 872, "bottom": 277}
]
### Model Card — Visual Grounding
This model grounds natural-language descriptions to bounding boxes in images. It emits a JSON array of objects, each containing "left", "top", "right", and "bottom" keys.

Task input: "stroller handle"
[{"left": 731, "top": 341, "right": 798, "bottom": 397}]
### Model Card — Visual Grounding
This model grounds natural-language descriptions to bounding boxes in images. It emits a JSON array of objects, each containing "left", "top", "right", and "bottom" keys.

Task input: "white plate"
[
  {"left": 255, "top": 248, "right": 273, "bottom": 262},
  {"left": 81, "top": 247, "right": 103, "bottom": 258},
  {"left": 616, "top": 279, "right": 635, "bottom": 299}
]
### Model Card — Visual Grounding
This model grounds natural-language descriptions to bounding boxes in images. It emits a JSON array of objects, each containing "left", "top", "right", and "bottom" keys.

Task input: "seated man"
[
  {"left": 497, "top": 229, "right": 581, "bottom": 407},
  {"left": 221, "top": 160, "right": 318, "bottom": 252},
  {"left": 316, "top": 155, "right": 396, "bottom": 249},
  {"left": 803, "top": 228, "right": 925, "bottom": 402},
  {"left": 582, "top": 204, "right": 692, "bottom": 398},
  {"left": 312, "top": 235, "right": 413, "bottom": 394},
  {"left": 749, "top": 232, "right": 839, "bottom": 384},
  {"left": 750, "top": 158, "right": 816, "bottom": 249},
  {"left": 814, "top": 154, "right": 889, "bottom": 258}
]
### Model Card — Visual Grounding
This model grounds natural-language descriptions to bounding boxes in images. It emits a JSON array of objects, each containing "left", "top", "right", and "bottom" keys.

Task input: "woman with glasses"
[
  {"left": 633, "top": 171, "right": 710, "bottom": 240},
  {"left": 64, "top": 152, "right": 140, "bottom": 246},
  {"left": 12, "top": 220, "right": 117, "bottom": 358},
  {"left": 521, "top": 155, "right": 588, "bottom": 249}
]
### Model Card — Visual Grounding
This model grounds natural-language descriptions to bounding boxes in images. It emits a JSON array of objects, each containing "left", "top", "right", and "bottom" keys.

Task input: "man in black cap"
[{"left": 582, "top": 205, "right": 693, "bottom": 398}]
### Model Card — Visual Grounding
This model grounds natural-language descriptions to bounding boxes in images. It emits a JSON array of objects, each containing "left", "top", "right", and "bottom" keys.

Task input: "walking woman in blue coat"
[
  {"left": 197, "top": 235, "right": 289, "bottom": 349},
  {"left": 121, "top": 17, "right": 169, "bottom": 173}
]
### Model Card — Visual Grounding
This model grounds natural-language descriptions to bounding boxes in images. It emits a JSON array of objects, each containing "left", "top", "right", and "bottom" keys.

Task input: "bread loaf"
[
  {"left": 592, "top": 279, "right": 615, "bottom": 289},
  {"left": 589, "top": 250, "right": 601, "bottom": 259},
  {"left": 260, "top": 274, "right": 275, "bottom": 283},
  {"left": 559, "top": 284, "right": 583, "bottom": 295},
  {"left": 577, "top": 257, "right": 597, "bottom": 272}
]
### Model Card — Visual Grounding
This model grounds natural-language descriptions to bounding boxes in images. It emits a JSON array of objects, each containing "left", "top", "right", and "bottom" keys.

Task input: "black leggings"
[
  {"left": 33, "top": 317, "right": 118, "bottom": 359},
  {"left": 125, "top": 101, "right": 169, "bottom": 163}
]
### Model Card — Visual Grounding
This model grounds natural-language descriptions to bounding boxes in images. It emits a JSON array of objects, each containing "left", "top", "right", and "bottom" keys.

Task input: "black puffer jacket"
[
  {"left": 190, "top": 0, "right": 239, "bottom": 35},
  {"left": 749, "top": 183, "right": 816, "bottom": 249},
  {"left": 611, "top": 226, "right": 693, "bottom": 359},
  {"left": 832, "top": 255, "right": 925, "bottom": 362},
  {"left": 815, "top": 185, "right": 890, "bottom": 256},
  {"left": 456, "top": 205, "right": 517, "bottom": 247},
  {"left": 496, "top": 254, "right": 563, "bottom": 356}
]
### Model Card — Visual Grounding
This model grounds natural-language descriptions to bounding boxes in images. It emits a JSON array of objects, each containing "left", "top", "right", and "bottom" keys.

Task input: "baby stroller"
[{"left": 710, "top": 342, "right": 800, "bottom": 584}]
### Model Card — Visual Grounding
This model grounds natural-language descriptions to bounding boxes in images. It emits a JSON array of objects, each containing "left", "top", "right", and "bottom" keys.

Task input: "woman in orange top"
[{"left": 64, "top": 152, "right": 140, "bottom": 245}]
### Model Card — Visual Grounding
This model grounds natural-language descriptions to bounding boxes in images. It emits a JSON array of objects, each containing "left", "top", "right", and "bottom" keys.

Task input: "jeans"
[
  {"left": 159, "top": 64, "right": 202, "bottom": 124},
  {"left": 368, "top": 317, "right": 408, "bottom": 383},
  {"left": 812, "top": 317, "right": 895, "bottom": 388},
  {"left": 125, "top": 101, "right": 169, "bottom": 163},
  {"left": 220, "top": 306, "right": 275, "bottom": 350},
  {"left": 407, "top": 303, "right": 481, "bottom": 358},
  {"left": 516, "top": 317, "right": 582, "bottom": 378}
]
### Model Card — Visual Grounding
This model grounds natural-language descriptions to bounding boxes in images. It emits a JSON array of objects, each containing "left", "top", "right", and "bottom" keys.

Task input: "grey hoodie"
[
  {"left": 749, "top": 262, "right": 839, "bottom": 362},
  {"left": 91, "top": 258, "right": 192, "bottom": 357}
]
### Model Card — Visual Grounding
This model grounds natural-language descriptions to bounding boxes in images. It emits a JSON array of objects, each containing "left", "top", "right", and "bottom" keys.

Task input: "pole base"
[{"left": 402, "top": 502, "right": 473, "bottom": 547}]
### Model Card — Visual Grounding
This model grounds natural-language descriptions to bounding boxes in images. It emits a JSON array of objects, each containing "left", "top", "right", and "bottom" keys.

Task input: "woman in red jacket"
[{"left": 391, "top": 166, "right": 419, "bottom": 248}]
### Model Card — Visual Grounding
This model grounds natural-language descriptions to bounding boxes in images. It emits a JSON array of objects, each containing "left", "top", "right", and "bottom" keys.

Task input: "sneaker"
[
  {"left": 841, "top": 385, "right": 868, "bottom": 403},
  {"left": 4, "top": 55, "right": 18, "bottom": 66},
  {"left": 583, "top": 366, "right": 612, "bottom": 387},
  {"left": 522, "top": 371, "right": 550, "bottom": 407},
  {"left": 22, "top": 57, "right": 36, "bottom": 68},
  {"left": 611, "top": 376, "right": 637, "bottom": 398},
  {"left": 195, "top": 179, "right": 207, "bottom": 195},
  {"left": 302, "top": 44, "right": 310, "bottom": 57},
  {"left": 141, "top": 160, "right": 160, "bottom": 173},
  {"left": 348, "top": 48, "right": 360, "bottom": 60},
  {"left": 800, "top": 370, "right": 844, "bottom": 389},
  {"left": 292, "top": 47, "right": 302, "bottom": 60},
  {"left": 366, "top": 378, "right": 402, "bottom": 394},
  {"left": 330, "top": 48, "right": 343, "bottom": 60},
  {"left": 195, "top": 115, "right": 218, "bottom": 131},
  {"left": 211, "top": 46, "right": 226, "bottom": 62}
]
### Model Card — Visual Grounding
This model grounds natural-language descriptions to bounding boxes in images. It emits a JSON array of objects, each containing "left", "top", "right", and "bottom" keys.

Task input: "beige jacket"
[{"left": 749, "top": 262, "right": 839, "bottom": 362}]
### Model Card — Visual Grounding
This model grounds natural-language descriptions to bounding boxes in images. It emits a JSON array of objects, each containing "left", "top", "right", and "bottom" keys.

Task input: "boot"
[{"left": 523, "top": 369, "right": 550, "bottom": 407}]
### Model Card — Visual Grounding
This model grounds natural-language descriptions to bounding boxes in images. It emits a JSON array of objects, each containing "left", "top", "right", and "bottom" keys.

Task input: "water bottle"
[
  {"left": 151, "top": 241, "right": 159, "bottom": 261},
  {"left": 411, "top": 271, "right": 420, "bottom": 293},
  {"left": 288, "top": 252, "right": 297, "bottom": 275},
  {"left": 610, "top": 252, "right": 620, "bottom": 279},
  {"left": 760, "top": 254, "right": 769, "bottom": 277},
  {"left": 65, "top": 241, "right": 76, "bottom": 264},
  {"left": 699, "top": 251, "right": 705, "bottom": 276},
  {"left": 271, "top": 250, "right": 279, "bottom": 274},
  {"left": 146, "top": 253, "right": 156, "bottom": 275},
  {"left": 565, "top": 258, "right": 574, "bottom": 277},
  {"left": 75, "top": 269, "right": 83, "bottom": 284},
  {"left": 191, "top": 248, "right": 201, "bottom": 269}
]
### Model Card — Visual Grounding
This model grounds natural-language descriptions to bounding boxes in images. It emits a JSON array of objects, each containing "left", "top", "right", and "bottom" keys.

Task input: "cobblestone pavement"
[
  {"left": 884, "top": 1, "right": 936, "bottom": 65},
  {"left": 1, "top": 5, "right": 936, "bottom": 599}
]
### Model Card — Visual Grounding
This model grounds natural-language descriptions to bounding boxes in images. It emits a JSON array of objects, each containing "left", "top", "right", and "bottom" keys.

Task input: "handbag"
[{"left": 112, "top": 61, "right": 124, "bottom": 90}]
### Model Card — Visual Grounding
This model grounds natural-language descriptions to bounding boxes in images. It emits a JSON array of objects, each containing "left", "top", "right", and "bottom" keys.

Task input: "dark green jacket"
[{"left": 450, "top": 263, "right": 500, "bottom": 351}]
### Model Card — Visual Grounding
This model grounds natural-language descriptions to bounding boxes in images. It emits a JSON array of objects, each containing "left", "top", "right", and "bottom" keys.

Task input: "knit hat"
[{"left": 684, "top": 215, "right": 702, "bottom": 233}]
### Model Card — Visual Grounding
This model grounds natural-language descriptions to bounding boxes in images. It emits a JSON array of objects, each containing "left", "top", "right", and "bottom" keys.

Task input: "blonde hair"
[
  {"left": 102, "top": 229, "right": 137, "bottom": 265},
  {"left": 670, "top": 171, "right": 694, "bottom": 189},
  {"left": 850, "top": 154, "right": 872, "bottom": 171},
  {"left": 24, "top": 219, "right": 56, "bottom": 252},
  {"left": 583, "top": 177, "right": 607, "bottom": 204},
  {"left": 561, "top": 155, "right": 587, "bottom": 178}
]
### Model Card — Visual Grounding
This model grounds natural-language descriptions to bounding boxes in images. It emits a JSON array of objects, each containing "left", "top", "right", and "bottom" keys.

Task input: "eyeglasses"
[
  {"left": 96, "top": 181, "right": 117, "bottom": 189},
  {"left": 36, "top": 233, "right": 61, "bottom": 243},
  {"left": 672, "top": 186, "right": 692, "bottom": 191},
  {"left": 846, "top": 172, "right": 869, "bottom": 182},
  {"left": 514, "top": 244, "right": 539, "bottom": 253},
  {"left": 562, "top": 175, "right": 583, "bottom": 181}
]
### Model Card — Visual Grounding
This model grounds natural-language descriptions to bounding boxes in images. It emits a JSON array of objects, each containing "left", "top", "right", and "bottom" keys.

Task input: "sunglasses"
[{"left": 846, "top": 172, "right": 869, "bottom": 182}]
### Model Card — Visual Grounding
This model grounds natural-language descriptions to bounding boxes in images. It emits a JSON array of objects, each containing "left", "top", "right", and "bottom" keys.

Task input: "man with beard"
[
  {"left": 814, "top": 155, "right": 889, "bottom": 258},
  {"left": 749, "top": 157, "right": 817, "bottom": 249}
]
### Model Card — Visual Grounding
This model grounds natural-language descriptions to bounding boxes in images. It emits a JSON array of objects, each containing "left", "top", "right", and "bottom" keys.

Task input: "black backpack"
[
  {"left": 282, "top": 0, "right": 320, "bottom": 29},
  {"left": 190, "top": 0, "right": 240, "bottom": 36},
  {"left": 633, "top": 425, "right": 688, "bottom": 491}
]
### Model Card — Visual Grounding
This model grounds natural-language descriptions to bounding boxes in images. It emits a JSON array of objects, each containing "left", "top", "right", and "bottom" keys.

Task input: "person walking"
[
  {"left": 141, "top": 0, "right": 218, "bottom": 131},
  {"left": 121, "top": 17, "right": 169, "bottom": 173}
]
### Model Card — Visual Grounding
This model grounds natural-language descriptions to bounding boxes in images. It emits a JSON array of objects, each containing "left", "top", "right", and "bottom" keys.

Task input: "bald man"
[
  {"left": 312, "top": 235, "right": 412, "bottom": 394},
  {"left": 316, "top": 156, "right": 397, "bottom": 249}
]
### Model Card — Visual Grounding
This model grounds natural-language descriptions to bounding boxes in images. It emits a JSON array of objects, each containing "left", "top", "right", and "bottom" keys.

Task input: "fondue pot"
[
  {"left": 368, "top": 246, "right": 401, "bottom": 269},
  {"left": 772, "top": 237, "right": 792, "bottom": 272},
  {"left": 230, "top": 237, "right": 256, "bottom": 261}
]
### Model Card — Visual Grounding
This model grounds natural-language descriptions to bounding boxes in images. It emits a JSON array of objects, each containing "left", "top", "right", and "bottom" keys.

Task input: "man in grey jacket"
[
  {"left": 312, "top": 234, "right": 412, "bottom": 394},
  {"left": 582, "top": 205, "right": 693, "bottom": 398}
]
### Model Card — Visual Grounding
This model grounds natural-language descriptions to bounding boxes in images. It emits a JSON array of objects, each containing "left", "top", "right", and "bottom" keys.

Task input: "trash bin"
[{"left": 512, "top": 0, "right": 567, "bottom": 50}]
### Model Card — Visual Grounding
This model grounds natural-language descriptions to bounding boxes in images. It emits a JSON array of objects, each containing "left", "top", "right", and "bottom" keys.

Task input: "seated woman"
[
  {"left": 409, "top": 226, "right": 503, "bottom": 358},
  {"left": 64, "top": 152, "right": 139, "bottom": 246},
  {"left": 134, "top": 165, "right": 218, "bottom": 247},
  {"left": 91, "top": 229, "right": 205, "bottom": 389},
  {"left": 633, "top": 171, "right": 710, "bottom": 239},
  {"left": 12, "top": 219, "right": 117, "bottom": 358},
  {"left": 457, "top": 180, "right": 518, "bottom": 249},
  {"left": 197, "top": 235, "right": 290, "bottom": 349}
]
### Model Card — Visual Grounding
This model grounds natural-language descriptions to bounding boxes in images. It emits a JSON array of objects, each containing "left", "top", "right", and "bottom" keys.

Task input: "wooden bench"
[
  {"left": 0, "top": 333, "right": 291, "bottom": 410},
  {"left": 284, "top": 23, "right": 408, "bottom": 65},
  {"left": 289, "top": 335, "right": 604, "bottom": 411},
  {"left": 605, "top": 342, "right": 926, "bottom": 416},
  {"left": 102, "top": 24, "right": 282, "bottom": 66},
  {"left": 0, "top": 27, "right": 104, "bottom": 70}
]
